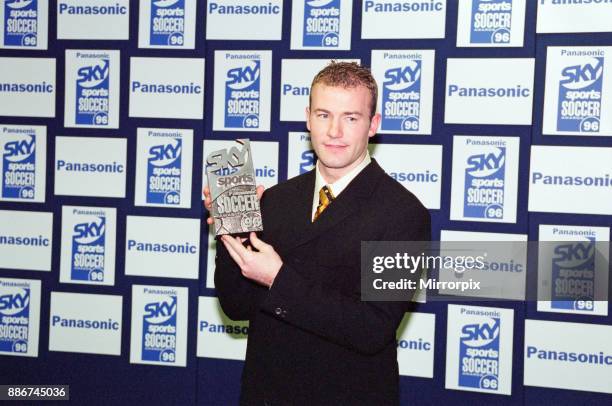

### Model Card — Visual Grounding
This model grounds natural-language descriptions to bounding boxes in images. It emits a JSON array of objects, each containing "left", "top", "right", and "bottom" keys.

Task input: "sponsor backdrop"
[{"left": 0, "top": 1, "right": 611, "bottom": 405}]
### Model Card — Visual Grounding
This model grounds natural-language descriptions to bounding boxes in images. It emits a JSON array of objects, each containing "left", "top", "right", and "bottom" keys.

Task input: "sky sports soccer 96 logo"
[
  {"left": 3, "top": 0, "right": 38, "bottom": 47},
  {"left": 150, "top": 0, "right": 185, "bottom": 46},
  {"left": 75, "top": 58, "right": 110, "bottom": 126},
  {"left": 303, "top": 0, "right": 340, "bottom": 47},
  {"left": 463, "top": 147, "right": 505, "bottom": 219},
  {"left": 557, "top": 56, "right": 603, "bottom": 133},
  {"left": 0, "top": 287, "right": 30, "bottom": 354},
  {"left": 225, "top": 60, "right": 260, "bottom": 129},
  {"left": 147, "top": 138, "right": 181, "bottom": 205},
  {"left": 551, "top": 239, "right": 595, "bottom": 312},
  {"left": 300, "top": 149, "right": 316, "bottom": 174},
  {"left": 71, "top": 215, "right": 106, "bottom": 282},
  {"left": 142, "top": 295, "right": 177, "bottom": 363},
  {"left": 459, "top": 318, "right": 500, "bottom": 391},
  {"left": 2, "top": 134, "right": 35, "bottom": 200},
  {"left": 382, "top": 61, "right": 421, "bottom": 132},
  {"left": 470, "top": 0, "right": 512, "bottom": 44}
]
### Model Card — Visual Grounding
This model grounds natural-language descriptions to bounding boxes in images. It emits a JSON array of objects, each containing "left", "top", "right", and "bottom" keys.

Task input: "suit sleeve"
[
  {"left": 214, "top": 237, "right": 268, "bottom": 321},
  {"left": 260, "top": 205, "right": 431, "bottom": 355}
]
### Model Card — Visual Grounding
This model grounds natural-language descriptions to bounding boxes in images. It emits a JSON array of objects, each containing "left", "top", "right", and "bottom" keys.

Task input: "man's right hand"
[{"left": 203, "top": 185, "right": 265, "bottom": 225}]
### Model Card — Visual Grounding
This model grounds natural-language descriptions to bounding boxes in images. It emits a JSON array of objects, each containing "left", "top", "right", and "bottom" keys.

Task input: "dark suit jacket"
[{"left": 215, "top": 160, "right": 431, "bottom": 405}]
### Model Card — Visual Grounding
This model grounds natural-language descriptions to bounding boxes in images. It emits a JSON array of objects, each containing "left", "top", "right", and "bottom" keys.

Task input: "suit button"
[{"left": 274, "top": 307, "right": 282, "bottom": 316}]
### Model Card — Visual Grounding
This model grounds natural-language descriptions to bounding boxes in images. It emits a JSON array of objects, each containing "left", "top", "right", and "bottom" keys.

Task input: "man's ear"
[{"left": 368, "top": 113, "right": 381, "bottom": 137}]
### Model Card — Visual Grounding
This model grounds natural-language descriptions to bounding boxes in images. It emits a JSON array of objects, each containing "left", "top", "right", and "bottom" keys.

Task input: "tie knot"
[{"left": 314, "top": 185, "right": 334, "bottom": 222}]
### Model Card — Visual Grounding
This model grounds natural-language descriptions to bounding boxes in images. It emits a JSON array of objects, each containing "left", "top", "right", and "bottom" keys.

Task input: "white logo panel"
[
  {"left": 361, "top": 0, "right": 446, "bottom": 39},
  {"left": 135, "top": 128, "right": 193, "bottom": 209},
  {"left": 456, "top": 0, "right": 526, "bottom": 47},
  {"left": 138, "top": 0, "right": 197, "bottom": 49},
  {"left": 49, "top": 292, "right": 122, "bottom": 356},
  {"left": 525, "top": 320, "right": 612, "bottom": 394},
  {"left": 0, "top": 57, "right": 55, "bottom": 118},
  {"left": 370, "top": 143, "right": 442, "bottom": 210},
  {"left": 0, "top": 0, "right": 49, "bottom": 49},
  {"left": 537, "top": 0, "right": 612, "bottom": 33},
  {"left": 396, "top": 312, "right": 435, "bottom": 378},
  {"left": 206, "top": 0, "right": 283, "bottom": 40},
  {"left": 290, "top": 0, "right": 352, "bottom": 50},
  {"left": 130, "top": 285, "right": 188, "bottom": 367},
  {"left": 0, "top": 277, "right": 41, "bottom": 357},
  {"left": 450, "top": 136, "right": 520, "bottom": 223},
  {"left": 528, "top": 145, "right": 612, "bottom": 216},
  {"left": 57, "top": 0, "right": 129, "bottom": 39},
  {"left": 197, "top": 296, "right": 248, "bottom": 361},
  {"left": 64, "top": 50, "right": 120, "bottom": 129},
  {"left": 446, "top": 304, "right": 514, "bottom": 395},
  {"left": 59, "top": 206, "right": 117, "bottom": 286},
  {"left": 0, "top": 210, "right": 52, "bottom": 272},
  {"left": 371, "top": 50, "right": 435, "bottom": 135},
  {"left": 54, "top": 136, "right": 127, "bottom": 198},
  {"left": 129, "top": 57, "right": 205, "bottom": 119},
  {"left": 445, "top": 58, "right": 534, "bottom": 125},
  {"left": 125, "top": 215, "right": 200, "bottom": 280},
  {"left": 0, "top": 124, "right": 46, "bottom": 203}
]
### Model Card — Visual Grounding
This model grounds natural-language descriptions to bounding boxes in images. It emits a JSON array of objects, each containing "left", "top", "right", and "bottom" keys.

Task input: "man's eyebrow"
[
  {"left": 313, "top": 108, "right": 330, "bottom": 113},
  {"left": 343, "top": 111, "right": 363, "bottom": 116}
]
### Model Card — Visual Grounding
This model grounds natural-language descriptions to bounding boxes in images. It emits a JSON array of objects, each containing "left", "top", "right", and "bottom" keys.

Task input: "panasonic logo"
[
  {"left": 208, "top": 2, "right": 281, "bottom": 15},
  {"left": 364, "top": 0, "right": 444, "bottom": 13},
  {"left": 0, "top": 82, "right": 53, "bottom": 93},
  {"left": 397, "top": 338, "right": 432, "bottom": 350},
  {"left": 527, "top": 346, "right": 612, "bottom": 365},
  {"left": 51, "top": 315, "right": 119, "bottom": 330},
  {"left": 199, "top": 321, "right": 248, "bottom": 335},
  {"left": 390, "top": 171, "right": 439, "bottom": 183},
  {"left": 0, "top": 234, "right": 49, "bottom": 247},
  {"left": 448, "top": 85, "right": 530, "bottom": 97},
  {"left": 56, "top": 160, "right": 124, "bottom": 173},
  {"left": 127, "top": 240, "right": 197, "bottom": 254},
  {"left": 131, "top": 81, "right": 202, "bottom": 94},
  {"left": 532, "top": 172, "right": 612, "bottom": 187},
  {"left": 282, "top": 84, "right": 309, "bottom": 96},
  {"left": 58, "top": 3, "right": 127, "bottom": 15}
]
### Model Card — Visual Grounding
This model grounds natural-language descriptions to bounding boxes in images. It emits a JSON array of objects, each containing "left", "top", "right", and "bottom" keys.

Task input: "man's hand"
[
  {"left": 221, "top": 232, "right": 283, "bottom": 288},
  {"left": 203, "top": 185, "right": 265, "bottom": 226}
]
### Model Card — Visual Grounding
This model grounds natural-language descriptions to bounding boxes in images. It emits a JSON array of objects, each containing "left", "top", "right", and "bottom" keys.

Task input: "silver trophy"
[{"left": 206, "top": 139, "right": 263, "bottom": 235}]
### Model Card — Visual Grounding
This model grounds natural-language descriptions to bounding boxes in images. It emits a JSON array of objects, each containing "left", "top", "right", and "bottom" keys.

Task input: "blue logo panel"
[
  {"left": 300, "top": 150, "right": 316, "bottom": 174},
  {"left": 464, "top": 147, "right": 505, "bottom": 220},
  {"left": 71, "top": 216, "right": 106, "bottom": 282},
  {"left": 551, "top": 240, "right": 595, "bottom": 311},
  {"left": 0, "top": 288, "right": 30, "bottom": 354},
  {"left": 459, "top": 318, "right": 500, "bottom": 391},
  {"left": 75, "top": 59, "right": 110, "bottom": 126},
  {"left": 3, "top": 0, "right": 38, "bottom": 47},
  {"left": 382, "top": 61, "right": 421, "bottom": 132},
  {"left": 225, "top": 60, "right": 261, "bottom": 129},
  {"left": 142, "top": 296, "right": 177, "bottom": 363},
  {"left": 557, "top": 57, "right": 604, "bottom": 133},
  {"left": 147, "top": 138, "right": 182, "bottom": 205},
  {"left": 470, "top": 0, "right": 512, "bottom": 44},
  {"left": 150, "top": 0, "right": 185, "bottom": 46},
  {"left": 303, "top": 0, "right": 340, "bottom": 47},
  {"left": 2, "top": 134, "right": 35, "bottom": 199}
]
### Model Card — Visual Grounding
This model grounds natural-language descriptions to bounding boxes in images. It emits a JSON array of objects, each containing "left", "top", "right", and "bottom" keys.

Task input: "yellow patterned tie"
[{"left": 313, "top": 185, "right": 334, "bottom": 222}]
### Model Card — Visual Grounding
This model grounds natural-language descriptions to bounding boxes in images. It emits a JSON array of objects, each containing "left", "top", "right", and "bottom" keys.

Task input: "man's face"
[{"left": 306, "top": 84, "right": 381, "bottom": 180}]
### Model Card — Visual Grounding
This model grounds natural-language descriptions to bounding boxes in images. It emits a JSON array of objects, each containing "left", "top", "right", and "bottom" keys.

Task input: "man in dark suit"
[{"left": 206, "top": 62, "right": 430, "bottom": 405}]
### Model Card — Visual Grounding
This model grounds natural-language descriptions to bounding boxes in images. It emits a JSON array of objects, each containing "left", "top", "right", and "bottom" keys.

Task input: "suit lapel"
[{"left": 285, "top": 160, "right": 385, "bottom": 250}]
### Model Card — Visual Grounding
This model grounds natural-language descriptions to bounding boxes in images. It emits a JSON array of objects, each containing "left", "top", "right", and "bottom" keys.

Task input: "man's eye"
[
  {"left": 346, "top": 116, "right": 357, "bottom": 122},
  {"left": 318, "top": 114, "right": 328, "bottom": 119}
]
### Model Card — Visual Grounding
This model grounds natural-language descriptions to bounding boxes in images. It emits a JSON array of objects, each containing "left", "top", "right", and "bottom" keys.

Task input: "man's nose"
[{"left": 327, "top": 118, "right": 342, "bottom": 138}]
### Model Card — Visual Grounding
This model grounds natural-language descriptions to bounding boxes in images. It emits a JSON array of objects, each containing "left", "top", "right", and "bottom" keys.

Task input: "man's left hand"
[{"left": 221, "top": 232, "right": 283, "bottom": 288}]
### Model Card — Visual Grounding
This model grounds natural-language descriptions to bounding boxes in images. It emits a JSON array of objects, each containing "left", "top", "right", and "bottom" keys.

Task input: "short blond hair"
[{"left": 310, "top": 61, "right": 378, "bottom": 118}]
